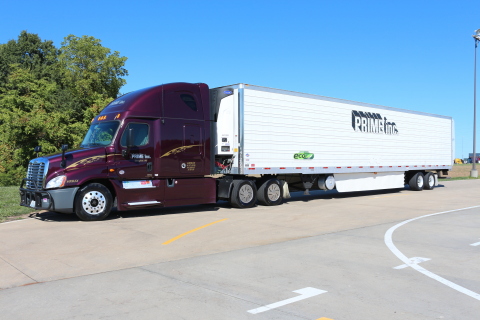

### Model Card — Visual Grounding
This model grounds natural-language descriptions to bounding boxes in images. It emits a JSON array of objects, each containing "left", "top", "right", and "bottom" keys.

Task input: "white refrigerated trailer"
[{"left": 211, "top": 84, "right": 453, "bottom": 198}]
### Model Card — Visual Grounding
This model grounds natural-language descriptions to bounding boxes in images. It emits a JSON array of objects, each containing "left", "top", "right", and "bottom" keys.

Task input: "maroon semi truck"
[{"left": 19, "top": 82, "right": 453, "bottom": 221}]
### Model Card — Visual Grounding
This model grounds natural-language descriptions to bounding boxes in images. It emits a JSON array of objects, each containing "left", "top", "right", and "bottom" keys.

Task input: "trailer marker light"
[
  {"left": 249, "top": 168, "right": 255, "bottom": 170},
  {"left": 109, "top": 169, "right": 115, "bottom": 172},
  {"left": 280, "top": 167, "right": 286, "bottom": 169},
  {"left": 347, "top": 167, "right": 352, "bottom": 168},
  {"left": 379, "top": 166, "right": 383, "bottom": 168},
  {"left": 323, "top": 167, "right": 329, "bottom": 169},
  {"left": 296, "top": 167, "right": 302, "bottom": 169},
  {"left": 309, "top": 167, "right": 314, "bottom": 169},
  {"left": 370, "top": 166, "right": 374, "bottom": 168},
  {"left": 265, "top": 168, "right": 271, "bottom": 170},
  {"left": 359, "top": 166, "right": 363, "bottom": 168},
  {"left": 337, "top": 167, "right": 342, "bottom": 169}
]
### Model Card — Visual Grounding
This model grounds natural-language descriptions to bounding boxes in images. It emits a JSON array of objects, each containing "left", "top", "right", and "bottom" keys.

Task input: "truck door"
[
  {"left": 116, "top": 120, "right": 155, "bottom": 180},
  {"left": 158, "top": 85, "right": 206, "bottom": 177}
]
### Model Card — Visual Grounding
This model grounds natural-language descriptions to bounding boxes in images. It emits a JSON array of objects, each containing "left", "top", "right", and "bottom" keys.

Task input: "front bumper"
[{"left": 20, "top": 180, "right": 79, "bottom": 213}]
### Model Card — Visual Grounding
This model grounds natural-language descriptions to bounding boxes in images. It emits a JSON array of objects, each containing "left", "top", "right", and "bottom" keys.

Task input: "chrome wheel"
[
  {"left": 239, "top": 184, "right": 254, "bottom": 204},
  {"left": 82, "top": 191, "right": 106, "bottom": 215},
  {"left": 267, "top": 183, "right": 281, "bottom": 202},
  {"left": 416, "top": 175, "right": 424, "bottom": 189},
  {"left": 428, "top": 175, "right": 434, "bottom": 187}
]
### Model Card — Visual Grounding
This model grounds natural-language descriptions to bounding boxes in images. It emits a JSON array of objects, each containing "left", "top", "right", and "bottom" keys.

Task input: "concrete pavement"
[{"left": 0, "top": 180, "right": 479, "bottom": 319}]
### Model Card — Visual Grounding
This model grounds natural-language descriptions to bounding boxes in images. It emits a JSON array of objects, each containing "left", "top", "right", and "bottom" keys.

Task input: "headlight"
[{"left": 46, "top": 175, "right": 67, "bottom": 189}]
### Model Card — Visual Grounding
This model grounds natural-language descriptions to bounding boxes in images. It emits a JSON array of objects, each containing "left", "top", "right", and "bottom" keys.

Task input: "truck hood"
[{"left": 44, "top": 147, "right": 107, "bottom": 175}]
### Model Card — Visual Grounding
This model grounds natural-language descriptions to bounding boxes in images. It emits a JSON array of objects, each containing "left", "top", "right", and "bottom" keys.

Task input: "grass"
[
  {"left": 441, "top": 176, "right": 480, "bottom": 181},
  {"left": 0, "top": 186, "right": 36, "bottom": 223}
]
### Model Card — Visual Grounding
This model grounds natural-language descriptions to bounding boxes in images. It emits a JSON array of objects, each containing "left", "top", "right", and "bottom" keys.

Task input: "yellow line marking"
[{"left": 162, "top": 219, "right": 228, "bottom": 245}]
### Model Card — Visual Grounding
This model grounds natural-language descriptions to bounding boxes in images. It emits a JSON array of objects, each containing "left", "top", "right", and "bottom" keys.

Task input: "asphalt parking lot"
[{"left": 0, "top": 180, "right": 479, "bottom": 319}]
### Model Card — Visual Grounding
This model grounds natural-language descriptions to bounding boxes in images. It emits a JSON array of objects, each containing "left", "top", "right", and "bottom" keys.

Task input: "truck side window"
[
  {"left": 120, "top": 123, "right": 149, "bottom": 147},
  {"left": 163, "top": 90, "right": 203, "bottom": 120},
  {"left": 181, "top": 94, "right": 197, "bottom": 111}
]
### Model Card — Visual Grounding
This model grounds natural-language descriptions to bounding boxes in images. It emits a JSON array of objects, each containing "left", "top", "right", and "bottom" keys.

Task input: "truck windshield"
[{"left": 80, "top": 121, "right": 120, "bottom": 147}]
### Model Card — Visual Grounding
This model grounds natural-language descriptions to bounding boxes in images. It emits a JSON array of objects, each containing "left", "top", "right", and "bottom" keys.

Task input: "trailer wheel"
[
  {"left": 257, "top": 179, "right": 283, "bottom": 206},
  {"left": 408, "top": 172, "right": 424, "bottom": 191},
  {"left": 74, "top": 183, "right": 113, "bottom": 221},
  {"left": 423, "top": 172, "right": 435, "bottom": 190},
  {"left": 230, "top": 180, "right": 257, "bottom": 208}
]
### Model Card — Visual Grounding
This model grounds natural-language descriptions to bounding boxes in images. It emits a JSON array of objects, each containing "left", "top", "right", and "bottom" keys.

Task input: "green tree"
[
  {"left": 0, "top": 31, "right": 128, "bottom": 186},
  {"left": 58, "top": 35, "right": 128, "bottom": 122},
  {"left": 0, "top": 31, "right": 58, "bottom": 85}
]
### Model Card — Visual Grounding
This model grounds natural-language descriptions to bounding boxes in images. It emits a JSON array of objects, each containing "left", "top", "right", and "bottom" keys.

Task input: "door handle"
[{"left": 147, "top": 162, "right": 152, "bottom": 172}]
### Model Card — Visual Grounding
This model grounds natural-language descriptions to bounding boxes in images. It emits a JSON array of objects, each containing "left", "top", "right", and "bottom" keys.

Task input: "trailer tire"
[
  {"left": 408, "top": 172, "right": 424, "bottom": 191},
  {"left": 74, "top": 183, "right": 113, "bottom": 221},
  {"left": 257, "top": 179, "right": 283, "bottom": 206},
  {"left": 423, "top": 172, "right": 435, "bottom": 190},
  {"left": 230, "top": 180, "right": 257, "bottom": 208}
]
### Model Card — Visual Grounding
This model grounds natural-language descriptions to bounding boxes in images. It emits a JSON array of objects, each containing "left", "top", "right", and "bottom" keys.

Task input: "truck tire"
[
  {"left": 408, "top": 172, "right": 424, "bottom": 191},
  {"left": 230, "top": 180, "right": 257, "bottom": 208},
  {"left": 257, "top": 179, "right": 283, "bottom": 206},
  {"left": 423, "top": 172, "right": 435, "bottom": 190},
  {"left": 75, "top": 183, "right": 113, "bottom": 221}
]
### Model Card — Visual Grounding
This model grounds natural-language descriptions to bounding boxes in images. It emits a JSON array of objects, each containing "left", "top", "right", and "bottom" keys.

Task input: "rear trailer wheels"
[
  {"left": 230, "top": 180, "right": 257, "bottom": 208},
  {"left": 257, "top": 179, "right": 283, "bottom": 206},
  {"left": 408, "top": 172, "right": 424, "bottom": 191},
  {"left": 75, "top": 183, "right": 113, "bottom": 221},
  {"left": 424, "top": 172, "right": 435, "bottom": 190}
]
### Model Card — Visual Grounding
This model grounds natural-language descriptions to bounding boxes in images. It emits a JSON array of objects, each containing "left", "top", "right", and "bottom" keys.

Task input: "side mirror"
[
  {"left": 122, "top": 128, "right": 134, "bottom": 158},
  {"left": 34, "top": 146, "right": 42, "bottom": 158},
  {"left": 61, "top": 144, "right": 68, "bottom": 168}
]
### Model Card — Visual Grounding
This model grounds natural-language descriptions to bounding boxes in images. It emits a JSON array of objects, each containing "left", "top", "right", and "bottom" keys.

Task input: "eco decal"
[
  {"left": 351, "top": 110, "right": 399, "bottom": 135},
  {"left": 294, "top": 151, "right": 314, "bottom": 160}
]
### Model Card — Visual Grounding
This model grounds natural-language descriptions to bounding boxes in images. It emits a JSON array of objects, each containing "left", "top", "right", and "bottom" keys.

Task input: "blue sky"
[{"left": 1, "top": 0, "right": 478, "bottom": 158}]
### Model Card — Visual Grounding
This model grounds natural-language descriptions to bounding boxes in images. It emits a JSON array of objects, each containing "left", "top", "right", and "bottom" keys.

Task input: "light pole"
[{"left": 471, "top": 29, "right": 480, "bottom": 178}]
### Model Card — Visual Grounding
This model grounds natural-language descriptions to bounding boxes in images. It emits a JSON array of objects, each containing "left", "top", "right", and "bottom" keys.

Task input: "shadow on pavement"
[{"left": 30, "top": 184, "right": 446, "bottom": 222}]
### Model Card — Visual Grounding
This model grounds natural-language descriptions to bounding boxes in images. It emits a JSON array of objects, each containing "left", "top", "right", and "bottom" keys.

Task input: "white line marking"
[
  {"left": 384, "top": 205, "right": 480, "bottom": 301},
  {"left": 0, "top": 218, "right": 33, "bottom": 225},
  {"left": 470, "top": 241, "right": 480, "bottom": 247},
  {"left": 247, "top": 287, "right": 327, "bottom": 314},
  {"left": 394, "top": 257, "right": 430, "bottom": 269}
]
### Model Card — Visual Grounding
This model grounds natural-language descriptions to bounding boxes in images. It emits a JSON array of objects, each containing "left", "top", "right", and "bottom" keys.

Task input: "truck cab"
[{"left": 20, "top": 83, "right": 217, "bottom": 221}]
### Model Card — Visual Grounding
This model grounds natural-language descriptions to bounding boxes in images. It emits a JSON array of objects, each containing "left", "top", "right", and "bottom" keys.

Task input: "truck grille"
[{"left": 26, "top": 159, "right": 48, "bottom": 189}]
